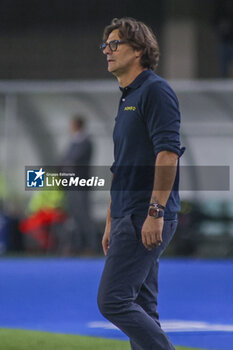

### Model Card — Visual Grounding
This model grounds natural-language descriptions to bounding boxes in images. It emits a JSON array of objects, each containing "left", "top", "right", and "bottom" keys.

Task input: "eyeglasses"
[{"left": 100, "top": 40, "right": 126, "bottom": 52}]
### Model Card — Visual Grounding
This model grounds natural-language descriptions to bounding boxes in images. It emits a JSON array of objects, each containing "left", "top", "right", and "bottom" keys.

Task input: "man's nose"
[{"left": 103, "top": 45, "right": 112, "bottom": 55}]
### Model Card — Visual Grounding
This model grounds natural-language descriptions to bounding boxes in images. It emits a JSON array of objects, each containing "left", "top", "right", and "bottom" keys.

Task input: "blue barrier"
[{"left": 0, "top": 258, "right": 232, "bottom": 350}]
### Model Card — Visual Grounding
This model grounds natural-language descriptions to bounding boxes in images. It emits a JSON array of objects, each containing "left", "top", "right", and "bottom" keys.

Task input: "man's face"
[{"left": 103, "top": 29, "right": 141, "bottom": 76}]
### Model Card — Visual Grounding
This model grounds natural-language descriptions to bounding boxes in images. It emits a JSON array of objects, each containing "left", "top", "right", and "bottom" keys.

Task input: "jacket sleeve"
[{"left": 142, "top": 81, "right": 185, "bottom": 158}]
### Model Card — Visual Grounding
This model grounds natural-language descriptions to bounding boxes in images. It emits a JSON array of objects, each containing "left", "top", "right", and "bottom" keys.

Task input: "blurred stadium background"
[
  {"left": 0, "top": 0, "right": 232, "bottom": 257},
  {"left": 0, "top": 1, "right": 233, "bottom": 350}
]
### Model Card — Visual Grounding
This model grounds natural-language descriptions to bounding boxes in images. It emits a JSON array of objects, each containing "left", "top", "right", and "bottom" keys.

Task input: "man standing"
[
  {"left": 97, "top": 18, "right": 184, "bottom": 350},
  {"left": 62, "top": 116, "right": 96, "bottom": 254}
]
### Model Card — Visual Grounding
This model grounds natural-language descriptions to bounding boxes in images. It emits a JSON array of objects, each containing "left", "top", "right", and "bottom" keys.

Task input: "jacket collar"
[{"left": 119, "top": 69, "right": 152, "bottom": 92}]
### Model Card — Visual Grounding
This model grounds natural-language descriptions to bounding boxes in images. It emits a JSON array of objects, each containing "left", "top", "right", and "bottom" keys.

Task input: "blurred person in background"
[
  {"left": 97, "top": 17, "right": 184, "bottom": 350},
  {"left": 0, "top": 196, "right": 24, "bottom": 255},
  {"left": 0, "top": 200, "right": 9, "bottom": 255},
  {"left": 61, "top": 116, "right": 97, "bottom": 255},
  {"left": 214, "top": 0, "right": 233, "bottom": 77}
]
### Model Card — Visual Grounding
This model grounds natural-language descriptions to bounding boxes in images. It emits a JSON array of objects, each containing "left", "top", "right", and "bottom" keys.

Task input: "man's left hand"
[{"left": 141, "top": 216, "right": 164, "bottom": 250}]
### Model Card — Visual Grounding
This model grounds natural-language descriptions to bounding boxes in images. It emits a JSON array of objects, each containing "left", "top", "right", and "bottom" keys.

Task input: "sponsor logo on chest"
[{"left": 124, "top": 106, "right": 136, "bottom": 111}]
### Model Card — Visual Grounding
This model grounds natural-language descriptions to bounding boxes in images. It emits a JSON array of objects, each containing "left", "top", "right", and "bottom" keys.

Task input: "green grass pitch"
[{"left": 0, "top": 329, "right": 207, "bottom": 350}]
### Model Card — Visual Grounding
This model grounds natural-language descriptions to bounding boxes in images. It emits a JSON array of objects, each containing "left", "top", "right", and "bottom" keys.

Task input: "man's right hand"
[{"left": 102, "top": 226, "right": 111, "bottom": 256}]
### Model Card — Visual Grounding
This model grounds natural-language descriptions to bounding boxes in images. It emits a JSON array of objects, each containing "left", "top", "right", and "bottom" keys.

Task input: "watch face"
[
  {"left": 149, "top": 207, "right": 164, "bottom": 218},
  {"left": 149, "top": 208, "right": 159, "bottom": 217}
]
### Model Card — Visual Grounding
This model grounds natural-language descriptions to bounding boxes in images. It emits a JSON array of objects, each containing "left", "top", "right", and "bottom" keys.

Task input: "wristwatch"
[{"left": 148, "top": 203, "right": 165, "bottom": 218}]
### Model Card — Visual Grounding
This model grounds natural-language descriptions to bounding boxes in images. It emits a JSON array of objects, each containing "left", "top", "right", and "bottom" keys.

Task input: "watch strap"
[{"left": 149, "top": 202, "right": 165, "bottom": 210}]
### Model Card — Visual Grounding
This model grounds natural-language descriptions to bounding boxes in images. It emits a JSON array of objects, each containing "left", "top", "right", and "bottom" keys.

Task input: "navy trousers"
[{"left": 97, "top": 214, "right": 177, "bottom": 350}]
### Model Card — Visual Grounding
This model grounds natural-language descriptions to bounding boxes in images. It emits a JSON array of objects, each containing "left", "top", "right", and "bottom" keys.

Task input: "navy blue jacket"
[{"left": 110, "top": 69, "right": 185, "bottom": 220}]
